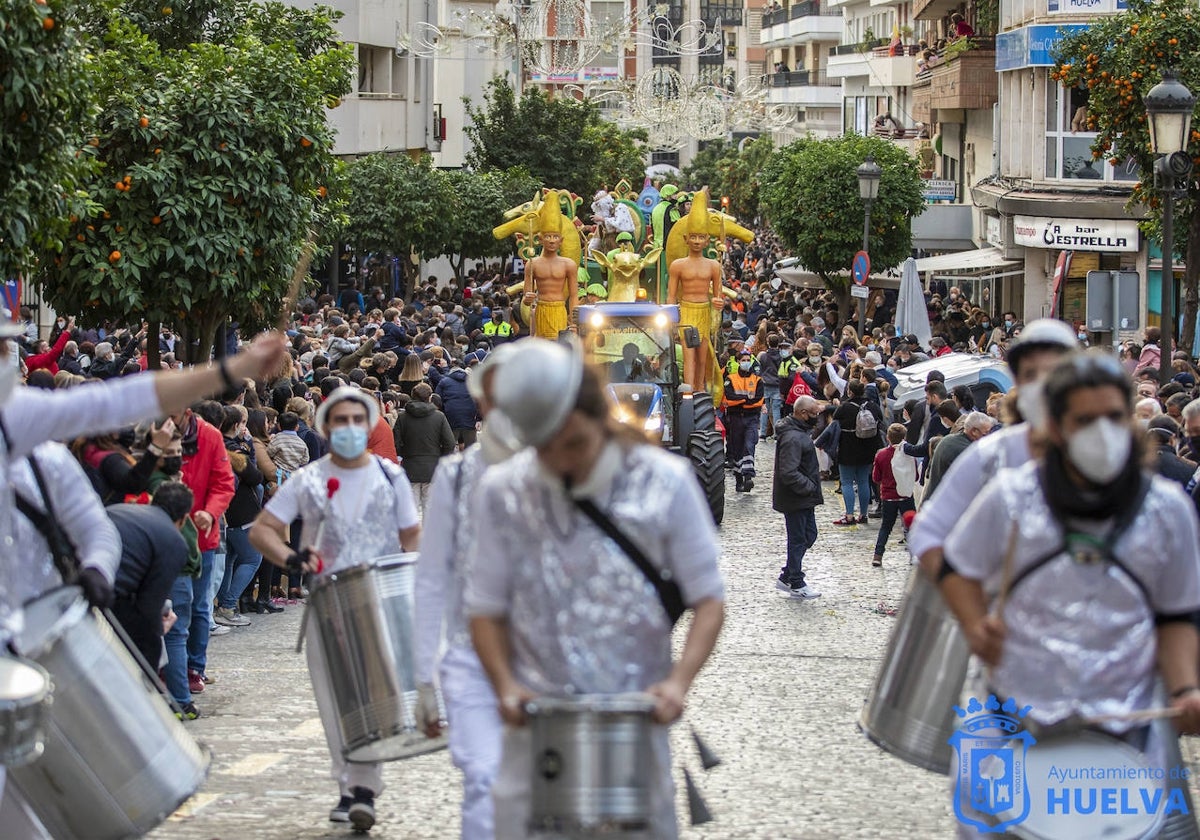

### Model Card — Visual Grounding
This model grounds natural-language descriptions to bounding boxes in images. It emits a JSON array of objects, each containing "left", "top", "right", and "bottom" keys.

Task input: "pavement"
[{"left": 150, "top": 437, "right": 1200, "bottom": 839}]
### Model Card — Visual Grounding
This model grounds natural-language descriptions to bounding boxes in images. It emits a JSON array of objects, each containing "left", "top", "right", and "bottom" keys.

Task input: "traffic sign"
[
  {"left": 850, "top": 285, "right": 870, "bottom": 299},
  {"left": 852, "top": 250, "right": 871, "bottom": 285}
]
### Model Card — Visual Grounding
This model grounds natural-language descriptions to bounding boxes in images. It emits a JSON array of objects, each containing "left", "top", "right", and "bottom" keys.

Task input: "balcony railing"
[
  {"left": 766, "top": 69, "right": 839, "bottom": 87},
  {"left": 701, "top": 3, "right": 743, "bottom": 26},
  {"left": 762, "top": 7, "right": 787, "bottom": 27},
  {"left": 763, "top": 2, "right": 838, "bottom": 28},
  {"left": 699, "top": 50, "right": 726, "bottom": 65}
]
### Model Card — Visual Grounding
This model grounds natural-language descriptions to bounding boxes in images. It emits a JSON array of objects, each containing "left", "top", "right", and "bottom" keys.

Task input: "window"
[
  {"left": 1044, "top": 79, "right": 1138, "bottom": 182},
  {"left": 357, "top": 45, "right": 405, "bottom": 97}
]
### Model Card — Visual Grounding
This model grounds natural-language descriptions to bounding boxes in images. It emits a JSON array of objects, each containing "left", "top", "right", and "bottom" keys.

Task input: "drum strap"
[
  {"left": 11, "top": 451, "right": 80, "bottom": 584},
  {"left": 572, "top": 497, "right": 686, "bottom": 627}
]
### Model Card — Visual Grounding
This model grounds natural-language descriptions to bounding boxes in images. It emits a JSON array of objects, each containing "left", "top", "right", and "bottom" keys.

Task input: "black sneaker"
[
  {"left": 175, "top": 702, "right": 200, "bottom": 721},
  {"left": 734, "top": 473, "right": 745, "bottom": 492},
  {"left": 329, "top": 795, "right": 353, "bottom": 823},
  {"left": 744, "top": 477, "right": 754, "bottom": 492},
  {"left": 348, "top": 786, "right": 375, "bottom": 831}
]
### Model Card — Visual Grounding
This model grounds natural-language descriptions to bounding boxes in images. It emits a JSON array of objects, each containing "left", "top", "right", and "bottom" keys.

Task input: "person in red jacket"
[
  {"left": 166, "top": 403, "right": 236, "bottom": 697},
  {"left": 24, "top": 317, "right": 74, "bottom": 375},
  {"left": 870, "top": 423, "right": 916, "bottom": 567}
]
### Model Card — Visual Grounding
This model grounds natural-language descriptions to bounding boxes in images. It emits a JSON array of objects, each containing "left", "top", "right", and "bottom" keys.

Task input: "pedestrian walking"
[
  {"left": 832, "top": 380, "right": 883, "bottom": 525},
  {"left": 870, "top": 424, "right": 915, "bottom": 567},
  {"left": 772, "top": 396, "right": 824, "bottom": 599},
  {"left": 724, "top": 349, "right": 764, "bottom": 492},
  {"left": 251, "top": 387, "right": 421, "bottom": 833},
  {"left": 393, "top": 382, "right": 456, "bottom": 519}
]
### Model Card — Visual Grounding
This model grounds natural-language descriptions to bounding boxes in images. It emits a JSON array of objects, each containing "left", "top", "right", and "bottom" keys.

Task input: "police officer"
[
  {"left": 724, "top": 349, "right": 765, "bottom": 493},
  {"left": 482, "top": 308, "right": 513, "bottom": 342}
]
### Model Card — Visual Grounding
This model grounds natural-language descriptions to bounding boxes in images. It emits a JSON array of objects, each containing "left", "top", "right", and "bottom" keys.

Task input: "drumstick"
[
  {"left": 294, "top": 478, "right": 339, "bottom": 653},
  {"left": 992, "top": 521, "right": 1019, "bottom": 616},
  {"left": 1085, "top": 707, "right": 1183, "bottom": 725},
  {"left": 277, "top": 230, "right": 318, "bottom": 332}
]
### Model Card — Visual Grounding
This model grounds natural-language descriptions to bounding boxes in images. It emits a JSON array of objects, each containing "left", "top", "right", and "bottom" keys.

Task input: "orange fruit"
[
  {"left": 123, "top": 175, "right": 131, "bottom": 184},
  {"left": 139, "top": 116, "right": 149, "bottom": 128},
  {"left": 76, "top": 234, "right": 85, "bottom": 242},
  {"left": 300, "top": 137, "right": 312, "bottom": 148},
  {"left": 154, "top": 148, "right": 162, "bottom": 155},
  {"left": 151, "top": 215, "right": 162, "bottom": 225},
  {"left": 109, "top": 250, "right": 121, "bottom": 262},
  {"left": 115, "top": 225, "right": 124, "bottom": 232},
  {"left": 317, "top": 186, "right": 327, "bottom": 198},
  {"left": 42, "top": 17, "right": 54, "bottom": 29},
  {"left": 88, "top": 137, "right": 99, "bottom": 147}
]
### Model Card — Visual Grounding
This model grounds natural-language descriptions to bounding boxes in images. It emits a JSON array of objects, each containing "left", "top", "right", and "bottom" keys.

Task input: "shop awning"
[{"left": 914, "top": 247, "right": 1019, "bottom": 273}]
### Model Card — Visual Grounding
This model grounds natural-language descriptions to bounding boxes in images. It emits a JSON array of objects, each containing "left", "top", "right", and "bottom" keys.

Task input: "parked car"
[{"left": 889, "top": 352, "right": 1013, "bottom": 409}]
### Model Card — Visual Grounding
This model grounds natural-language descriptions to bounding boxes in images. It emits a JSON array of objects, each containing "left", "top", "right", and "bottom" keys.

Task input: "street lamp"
[
  {"left": 1145, "top": 69, "right": 1195, "bottom": 384},
  {"left": 857, "top": 155, "right": 882, "bottom": 253}
]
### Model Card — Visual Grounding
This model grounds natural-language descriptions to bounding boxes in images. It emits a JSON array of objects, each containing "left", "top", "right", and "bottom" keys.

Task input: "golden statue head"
[
  {"left": 682, "top": 188, "right": 711, "bottom": 238},
  {"left": 537, "top": 189, "right": 565, "bottom": 235}
]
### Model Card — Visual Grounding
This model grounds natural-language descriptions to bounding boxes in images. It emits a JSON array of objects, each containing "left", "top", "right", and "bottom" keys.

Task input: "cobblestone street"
[{"left": 152, "top": 438, "right": 1198, "bottom": 839}]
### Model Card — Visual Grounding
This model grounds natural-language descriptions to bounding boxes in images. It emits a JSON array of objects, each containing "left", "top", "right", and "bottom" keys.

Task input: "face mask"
[
  {"left": 981, "top": 322, "right": 990, "bottom": 329},
  {"left": 1077, "top": 332, "right": 1087, "bottom": 341},
  {"left": 1067, "top": 417, "right": 1131, "bottom": 485},
  {"left": 738, "top": 362, "right": 752, "bottom": 374},
  {"left": 161, "top": 456, "right": 183, "bottom": 475},
  {"left": 1014, "top": 381, "right": 1047, "bottom": 429},
  {"left": 329, "top": 425, "right": 368, "bottom": 459},
  {"left": 1004, "top": 319, "right": 1013, "bottom": 329},
  {"left": 780, "top": 349, "right": 792, "bottom": 359}
]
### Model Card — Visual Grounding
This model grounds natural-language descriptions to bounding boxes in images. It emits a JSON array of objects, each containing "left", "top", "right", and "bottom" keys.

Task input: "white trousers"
[
  {"left": 305, "top": 618, "right": 384, "bottom": 798},
  {"left": 492, "top": 721, "right": 677, "bottom": 839},
  {"left": 440, "top": 645, "right": 502, "bottom": 840},
  {"left": 0, "top": 771, "right": 52, "bottom": 840}
]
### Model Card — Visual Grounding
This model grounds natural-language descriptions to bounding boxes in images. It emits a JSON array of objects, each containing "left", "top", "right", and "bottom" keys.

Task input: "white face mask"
[
  {"left": 1067, "top": 417, "right": 1131, "bottom": 485},
  {"left": 1015, "top": 381, "right": 1047, "bottom": 429}
]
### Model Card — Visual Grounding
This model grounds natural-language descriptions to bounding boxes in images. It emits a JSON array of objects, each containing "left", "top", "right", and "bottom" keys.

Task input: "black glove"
[
  {"left": 285, "top": 548, "right": 318, "bottom": 573},
  {"left": 77, "top": 567, "right": 114, "bottom": 610}
]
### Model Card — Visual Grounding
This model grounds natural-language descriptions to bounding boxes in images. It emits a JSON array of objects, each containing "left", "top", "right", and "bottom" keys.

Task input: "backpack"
[
  {"left": 891, "top": 444, "right": 917, "bottom": 497},
  {"left": 854, "top": 402, "right": 879, "bottom": 439}
]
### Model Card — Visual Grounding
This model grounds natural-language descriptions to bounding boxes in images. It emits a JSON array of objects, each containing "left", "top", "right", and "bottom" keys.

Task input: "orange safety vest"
[{"left": 726, "top": 371, "right": 764, "bottom": 410}]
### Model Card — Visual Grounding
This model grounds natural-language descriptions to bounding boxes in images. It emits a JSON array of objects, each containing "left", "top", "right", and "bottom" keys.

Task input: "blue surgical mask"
[{"left": 329, "top": 425, "right": 368, "bottom": 459}]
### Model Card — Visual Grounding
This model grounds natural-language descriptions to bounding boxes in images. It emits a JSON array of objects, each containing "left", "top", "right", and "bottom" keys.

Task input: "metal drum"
[
  {"left": 858, "top": 567, "right": 971, "bottom": 774},
  {"left": 9, "top": 587, "right": 210, "bottom": 840},
  {"left": 526, "top": 694, "right": 656, "bottom": 835},
  {"left": 0, "top": 656, "right": 51, "bottom": 767},
  {"left": 309, "top": 553, "right": 447, "bottom": 762}
]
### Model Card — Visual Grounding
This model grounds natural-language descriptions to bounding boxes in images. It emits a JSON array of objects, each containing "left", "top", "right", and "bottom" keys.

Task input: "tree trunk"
[
  {"left": 147, "top": 320, "right": 161, "bottom": 371},
  {"left": 832, "top": 281, "right": 850, "bottom": 336},
  {"left": 449, "top": 254, "right": 464, "bottom": 284},
  {"left": 1181, "top": 212, "right": 1200, "bottom": 357}
]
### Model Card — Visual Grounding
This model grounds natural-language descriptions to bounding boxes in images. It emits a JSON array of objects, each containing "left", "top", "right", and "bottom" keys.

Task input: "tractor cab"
[{"left": 577, "top": 301, "right": 725, "bottom": 523}]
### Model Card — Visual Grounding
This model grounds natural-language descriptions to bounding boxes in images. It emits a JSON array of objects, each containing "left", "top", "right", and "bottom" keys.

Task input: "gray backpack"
[{"left": 854, "top": 403, "right": 878, "bottom": 439}]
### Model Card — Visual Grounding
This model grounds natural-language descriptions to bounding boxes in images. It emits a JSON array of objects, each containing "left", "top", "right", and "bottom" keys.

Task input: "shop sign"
[{"left": 1012, "top": 215, "right": 1139, "bottom": 252}]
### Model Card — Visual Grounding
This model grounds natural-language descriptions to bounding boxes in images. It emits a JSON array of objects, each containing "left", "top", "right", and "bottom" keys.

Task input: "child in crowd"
[{"left": 870, "top": 423, "right": 916, "bottom": 567}]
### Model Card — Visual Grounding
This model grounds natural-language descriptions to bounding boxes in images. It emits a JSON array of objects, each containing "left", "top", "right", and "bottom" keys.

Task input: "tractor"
[{"left": 576, "top": 302, "right": 726, "bottom": 525}]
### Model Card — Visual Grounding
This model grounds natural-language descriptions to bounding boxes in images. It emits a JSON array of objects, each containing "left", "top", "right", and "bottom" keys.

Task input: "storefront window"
[{"left": 1045, "top": 80, "right": 1139, "bottom": 182}]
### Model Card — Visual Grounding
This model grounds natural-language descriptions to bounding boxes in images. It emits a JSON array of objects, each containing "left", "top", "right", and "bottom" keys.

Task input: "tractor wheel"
[
  {"left": 690, "top": 390, "right": 717, "bottom": 433},
  {"left": 688, "top": 429, "right": 725, "bottom": 526}
]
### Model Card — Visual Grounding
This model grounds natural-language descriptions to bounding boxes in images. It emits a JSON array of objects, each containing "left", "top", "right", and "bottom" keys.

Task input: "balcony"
[
  {"left": 827, "top": 43, "right": 918, "bottom": 87},
  {"left": 764, "top": 69, "right": 843, "bottom": 107},
  {"left": 759, "top": 2, "right": 842, "bottom": 47},
  {"left": 912, "top": 41, "right": 998, "bottom": 121},
  {"left": 701, "top": 2, "right": 743, "bottom": 27}
]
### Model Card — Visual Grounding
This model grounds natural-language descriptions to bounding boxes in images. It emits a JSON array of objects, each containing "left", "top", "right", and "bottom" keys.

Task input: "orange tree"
[
  {"left": 36, "top": 0, "right": 352, "bottom": 361},
  {"left": 1053, "top": 0, "right": 1200, "bottom": 349},
  {"left": 1, "top": 0, "right": 95, "bottom": 284}
]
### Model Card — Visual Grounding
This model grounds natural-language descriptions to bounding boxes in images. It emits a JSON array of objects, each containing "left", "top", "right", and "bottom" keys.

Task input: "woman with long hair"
[{"left": 396, "top": 353, "right": 425, "bottom": 397}]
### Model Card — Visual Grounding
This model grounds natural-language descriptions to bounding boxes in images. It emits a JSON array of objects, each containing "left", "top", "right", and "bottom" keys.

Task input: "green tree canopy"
[
  {"left": 35, "top": 0, "right": 352, "bottom": 360},
  {"left": 1, "top": 0, "right": 95, "bottom": 283},
  {"left": 760, "top": 134, "right": 924, "bottom": 317},
  {"left": 681, "top": 136, "right": 772, "bottom": 223},
  {"left": 440, "top": 167, "right": 540, "bottom": 281},
  {"left": 464, "top": 77, "right": 648, "bottom": 198},
  {"left": 1053, "top": 0, "right": 1200, "bottom": 350}
]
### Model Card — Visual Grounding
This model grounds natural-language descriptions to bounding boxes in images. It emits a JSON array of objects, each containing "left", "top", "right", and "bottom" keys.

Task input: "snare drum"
[
  {"left": 994, "top": 731, "right": 1166, "bottom": 840},
  {"left": 0, "top": 656, "right": 51, "bottom": 767},
  {"left": 526, "top": 694, "right": 656, "bottom": 835},
  {"left": 308, "top": 554, "right": 448, "bottom": 762}
]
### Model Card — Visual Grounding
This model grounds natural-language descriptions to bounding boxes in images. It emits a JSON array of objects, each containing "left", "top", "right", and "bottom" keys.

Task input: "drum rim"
[
  {"left": 0, "top": 656, "right": 51, "bottom": 702},
  {"left": 11, "top": 586, "right": 88, "bottom": 660},
  {"left": 526, "top": 692, "right": 657, "bottom": 716},
  {"left": 311, "top": 553, "right": 417, "bottom": 588}
]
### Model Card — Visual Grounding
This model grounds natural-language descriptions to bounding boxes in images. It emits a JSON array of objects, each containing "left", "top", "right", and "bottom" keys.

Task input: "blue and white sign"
[
  {"left": 1048, "top": 0, "right": 1126, "bottom": 13},
  {"left": 995, "top": 24, "right": 1090, "bottom": 71},
  {"left": 851, "top": 250, "right": 871, "bottom": 285},
  {"left": 922, "top": 179, "right": 957, "bottom": 201}
]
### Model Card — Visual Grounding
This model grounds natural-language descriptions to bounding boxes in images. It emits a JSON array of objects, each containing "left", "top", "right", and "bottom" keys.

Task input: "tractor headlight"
[
  {"left": 653, "top": 312, "right": 668, "bottom": 329},
  {"left": 589, "top": 312, "right": 605, "bottom": 328},
  {"left": 644, "top": 405, "right": 663, "bottom": 433}
]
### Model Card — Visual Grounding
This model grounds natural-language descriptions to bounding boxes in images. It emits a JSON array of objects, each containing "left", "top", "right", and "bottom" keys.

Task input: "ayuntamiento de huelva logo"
[{"left": 949, "top": 694, "right": 1190, "bottom": 836}]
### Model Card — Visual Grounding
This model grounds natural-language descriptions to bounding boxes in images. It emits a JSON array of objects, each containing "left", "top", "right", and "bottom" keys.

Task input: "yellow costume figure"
[
  {"left": 668, "top": 190, "right": 723, "bottom": 395},
  {"left": 524, "top": 189, "right": 576, "bottom": 340}
]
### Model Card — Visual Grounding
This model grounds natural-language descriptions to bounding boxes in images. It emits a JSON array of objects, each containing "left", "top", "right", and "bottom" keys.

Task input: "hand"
[
  {"left": 162, "top": 607, "right": 177, "bottom": 634},
  {"left": 522, "top": 292, "right": 537, "bottom": 306},
  {"left": 711, "top": 296, "right": 723, "bottom": 309},
  {"left": 647, "top": 676, "right": 689, "bottom": 724},
  {"left": 226, "top": 332, "right": 288, "bottom": 382},
  {"left": 77, "top": 567, "right": 114, "bottom": 609},
  {"left": 285, "top": 547, "right": 323, "bottom": 574},
  {"left": 150, "top": 418, "right": 176, "bottom": 450},
  {"left": 66, "top": 316, "right": 76, "bottom": 330},
  {"left": 193, "top": 510, "right": 215, "bottom": 535},
  {"left": 497, "top": 683, "right": 537, "bottom": 727},
  {"left": 416, "top": 683, "right": 444, "bottom": 738},
  {"left": 964, "top": 614, "right": 1006, "bottom": 667},
  {"left": 1171, "top": 691, "right": 1200, "bottom": 736}
]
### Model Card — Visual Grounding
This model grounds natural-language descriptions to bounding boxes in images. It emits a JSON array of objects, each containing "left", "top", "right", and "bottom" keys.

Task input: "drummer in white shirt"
[{"left": 250, "top": 387, "right": 420, "bottom": 833}]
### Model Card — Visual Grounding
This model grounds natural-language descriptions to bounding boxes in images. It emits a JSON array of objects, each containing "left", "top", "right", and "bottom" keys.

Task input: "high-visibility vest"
[
  {"left": 725, "top": 371, "right": 764, "bottom": 410},
  {"left": 483, "top": 321, "right": 512, "bottom": 337}
]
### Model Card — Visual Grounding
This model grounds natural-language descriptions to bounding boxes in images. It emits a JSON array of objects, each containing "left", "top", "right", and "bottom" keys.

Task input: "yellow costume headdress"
[
  {"left": 537, "top": 189, "right": 564, "bottom": 235},
  {"left": 682, "top": 189, "right": 710, "bottom": 236}
]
